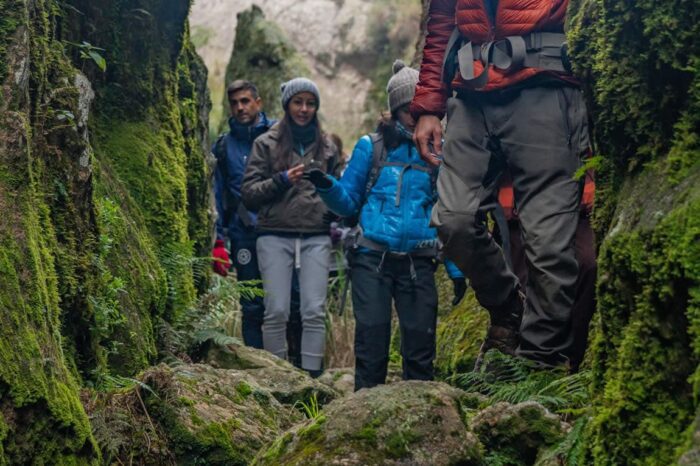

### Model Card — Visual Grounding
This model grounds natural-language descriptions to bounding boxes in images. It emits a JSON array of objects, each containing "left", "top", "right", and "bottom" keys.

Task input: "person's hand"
[
  {"left": 303, "top": 168, "right": 333, "bottom": 189},
  {"left": 286, "top": 164, "right": 306, "bottom": 184},
  {"left": 452, "top": 278, "right": 467, "bottom": 306},
  {"left": 413, "top": 115, "right": 443, "bottom": 167},
  {"left": 330, "top": 222, "right": 343, "bottom": 244},
  {"left": 212, "top": 239, "right": 231, "bottom": 276}
]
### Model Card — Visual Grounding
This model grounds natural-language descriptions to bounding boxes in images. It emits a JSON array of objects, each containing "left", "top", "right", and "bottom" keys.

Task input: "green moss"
[
  {"left": 353, "top": 425, "right": 379, "bottom": 446},
  {"left": 0, "top": 0, "right": 22, "bottom": 105},
  {"left": 93, "top": 118, "right": 196, "bottom": 320},
  {"left": 565, "top": 1, "right": 700, "bottom": 463},
  {"left": 0, "top": 0, "right": 102, "bottom": 461},
  {"left": 435, "top": 290, "right": 489, "bottom": 378},
  {"left": 259, "top": 432, "right": 294, "bottom": 463},
  {"left": 384, "top": 428, "right": 421, "bottom": 459},
  {"left": 586, "top": 165, "right": 699, "bottom": 465},
  {"left": 235, "top": 380, "right": 253, "bottom": 398}
]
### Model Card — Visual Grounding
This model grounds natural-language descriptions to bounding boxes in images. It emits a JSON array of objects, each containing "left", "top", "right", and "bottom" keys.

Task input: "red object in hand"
[{"left": 212, "top": 239, "right": 231, "bottom": 276}]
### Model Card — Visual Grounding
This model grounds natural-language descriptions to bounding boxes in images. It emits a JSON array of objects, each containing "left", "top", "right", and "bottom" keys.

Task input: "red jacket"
[{"left": 411, "top": 0, "right": 569, "bottom": 119}]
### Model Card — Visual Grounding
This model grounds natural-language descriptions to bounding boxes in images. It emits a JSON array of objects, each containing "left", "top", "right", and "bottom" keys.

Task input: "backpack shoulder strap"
[
  {"left": 362, "top": 132, "right": 387, "bottom": 203},
  {"left": 213, "top": 133, "right": 227, "bottom": 162}
]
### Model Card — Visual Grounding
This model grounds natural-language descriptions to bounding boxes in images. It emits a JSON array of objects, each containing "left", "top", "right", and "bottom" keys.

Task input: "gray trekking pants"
[
  {"left": 256, "top": 235, "right": 331, "bottom": 371},
  {"left": 433, "top": 85, "right": 589, "bottom": 366}
]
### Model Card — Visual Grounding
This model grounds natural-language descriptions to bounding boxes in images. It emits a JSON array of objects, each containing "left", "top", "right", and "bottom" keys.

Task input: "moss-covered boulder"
[
  {"left": 566, "top": 0, "right": 700, "bottom": 463},
  {"left": 220, "top": 5, "right": 309, "bottom": 128},
  {"left": 317, "top": 368, "right": 356, "bottom": 397},
  {"left": 253, "top": 381, "right": 484, "bottom": 465},
  {"left": 87, "top": 363, "right": 302, "bottom": 465},
  {"left": 202, "top": 343, "right": 339, "bottom": 406},
  {"left": 471, "top": 401, "right": 568, "bottom": 466}
]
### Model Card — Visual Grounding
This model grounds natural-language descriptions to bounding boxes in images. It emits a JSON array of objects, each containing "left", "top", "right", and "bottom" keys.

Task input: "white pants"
[{"left": 256, "top": 235, "right": 331, "bottom": 370}]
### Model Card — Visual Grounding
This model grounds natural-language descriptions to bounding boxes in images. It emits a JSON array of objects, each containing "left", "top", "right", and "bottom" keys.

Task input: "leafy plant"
[
  {"left": 537, "top": 415, "right": 591, "bottom": 466},
  {"left": 68, "top": 40, "right": 107, "bottom": 71},
  {"left": 55, "top": 109, "right": 75, "bottom": 123},
  {"left": 574, "top": 155, "right": 603, "bottom": 180},
  {"left": 294, "top": 393, "right": 322, "bottom": 419},
  {"left": 158, "top": 274, "right": 263, "bottom": 359},
  {"left": 451, "top": 351, "right": 591, "bottom": 414}
]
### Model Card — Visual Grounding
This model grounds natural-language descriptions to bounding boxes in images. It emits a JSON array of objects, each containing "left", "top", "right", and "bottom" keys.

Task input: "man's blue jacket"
[
  {"left": 317, "top": 134, "right": 463, "bottom": 278},
  {"left": 213, "top": 113, "right": 275, "bottom": 240}
]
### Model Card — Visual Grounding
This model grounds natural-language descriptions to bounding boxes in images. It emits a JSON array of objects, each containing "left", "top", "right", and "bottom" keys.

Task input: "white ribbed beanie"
[{"left": 386, "top": 60, "right": 419, "bottom": 113}]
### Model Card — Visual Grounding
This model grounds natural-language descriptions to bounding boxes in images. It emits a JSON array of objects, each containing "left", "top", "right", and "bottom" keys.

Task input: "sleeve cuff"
[{"left": 273, "top": 172, "right": 292, "bottom": 189}]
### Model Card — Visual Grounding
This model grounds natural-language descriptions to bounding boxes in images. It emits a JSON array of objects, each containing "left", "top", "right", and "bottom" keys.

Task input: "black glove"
[
  {"left": 303, "top": 169, "right": 333, "bottom": 189},
  {"left": 452, "top": 278, "right": 467, "bottom": 306},
  {"left": 323, "top": 210, "right": 340, "bottom": 224}
]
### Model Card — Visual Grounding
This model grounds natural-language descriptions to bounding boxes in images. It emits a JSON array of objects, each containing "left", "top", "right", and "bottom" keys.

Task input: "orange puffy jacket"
[{"left": 411, "top": 0, "right": 571, "bottom": 119}]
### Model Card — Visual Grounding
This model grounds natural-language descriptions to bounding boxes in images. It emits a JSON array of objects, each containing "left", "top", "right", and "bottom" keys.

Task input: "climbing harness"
[{"left": 443, "top": 29, "right": 570, "bottom": 89}]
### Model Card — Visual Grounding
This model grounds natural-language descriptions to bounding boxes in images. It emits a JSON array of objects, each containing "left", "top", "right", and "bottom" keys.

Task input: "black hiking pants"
[
  {"left": 351, "top": 252, "right": 438, "bottom": 391},
  {"left": 433, "top": 85, "right": 590, "bottom": 366}
]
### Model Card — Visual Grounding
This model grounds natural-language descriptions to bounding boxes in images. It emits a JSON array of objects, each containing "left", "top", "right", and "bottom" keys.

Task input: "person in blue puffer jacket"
[{"left": 305, "top": 61, "right": 466, "bottom": 390}]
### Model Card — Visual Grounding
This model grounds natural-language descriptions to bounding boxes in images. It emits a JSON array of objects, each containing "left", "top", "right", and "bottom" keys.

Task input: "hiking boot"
[
  {"left": 473, "top": 289, "right": 525, "bottom": 371},
  {"left": 473, "top": 324, "right": 520, "bottom": 371}
]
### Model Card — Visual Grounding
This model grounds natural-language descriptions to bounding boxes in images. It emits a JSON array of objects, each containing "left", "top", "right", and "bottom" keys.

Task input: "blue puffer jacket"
[
  {"left": 213, "top": 113, "right": 275, "bottom": 240},
  {"left": 318, "top": 133, "right": 463, "bottom": 278}
]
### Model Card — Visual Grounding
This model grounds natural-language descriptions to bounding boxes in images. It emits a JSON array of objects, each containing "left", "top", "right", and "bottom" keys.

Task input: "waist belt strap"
[
  {"left": 453, "top": 32, "right": 568, "bottom": 89},
  {"left": 357, "top": 235, "right": 437, "bottom": 258}
]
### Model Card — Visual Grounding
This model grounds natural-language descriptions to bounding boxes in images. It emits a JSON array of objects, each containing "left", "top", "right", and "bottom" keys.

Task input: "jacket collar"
[{"left": 229, "top": 112, "right": 273, "bottom": 142}]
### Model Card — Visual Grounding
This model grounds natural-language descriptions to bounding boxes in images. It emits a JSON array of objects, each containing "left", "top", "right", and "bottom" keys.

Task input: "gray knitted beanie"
[
  {"left": 280, "top": 77, "right": 321, "bottom": 110},
  {"left": 386, "top": 60, "right": 419, "bottom": 113}
]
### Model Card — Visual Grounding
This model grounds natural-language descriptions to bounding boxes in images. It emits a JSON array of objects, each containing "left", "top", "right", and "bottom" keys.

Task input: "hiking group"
[{"left": 212, "top": 0, "right": 597, "bottom": 390}]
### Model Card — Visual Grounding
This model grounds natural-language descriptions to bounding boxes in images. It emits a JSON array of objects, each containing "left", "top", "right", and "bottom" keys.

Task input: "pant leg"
[
  {"left": 393, "top": 256, "right": 438, "bottom": 382},
  {"left": 232, "top": 232, "right": 265, "bottom": 349},
  {"left": 287, "top": 271, "right": 303, "bottom": 368},
  {"left": 297, "top": 235, "right": 331, "bottom": 371},
  {"left": 432, "top": 95, "right": 520, "bottom": 310},
  {"left": 351, "top": 252, "right": 394, "bottom": 391},
  {"left": 508, "top": 220, "right": 529, "bottom": 289},
  {"left": 497, "top": 86, "right": 589, "bottom": 366},
  {"left": 570, "top": 214, "right": 597, "bottom": 370},
  {"left": 256, "top": 235, "right": 294, "bottom": 360}
]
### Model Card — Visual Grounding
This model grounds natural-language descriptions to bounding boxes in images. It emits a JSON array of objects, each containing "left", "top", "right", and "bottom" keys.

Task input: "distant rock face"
[
  {"left": 190, "top": 0, "right": 420, "bottom": 143},
  {"left": 221, "top": 6, "right": 310, "bottom": 124}
]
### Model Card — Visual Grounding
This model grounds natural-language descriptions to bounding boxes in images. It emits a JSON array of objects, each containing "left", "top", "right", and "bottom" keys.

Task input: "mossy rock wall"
[
  {"left": 221, "top": 5, "right": 309, "bottom": 128},
  {"left": 567, "top": 0, "right": 700, "bottom": 463},
  {"left": 0, "top": 0, "right": 210, "bottom": 461},
  {"left": 0, "top": 0, "right": 97, "bottom": 462},
  {"left": 57, "top": 0, "right": 212, "bottom": 376}
]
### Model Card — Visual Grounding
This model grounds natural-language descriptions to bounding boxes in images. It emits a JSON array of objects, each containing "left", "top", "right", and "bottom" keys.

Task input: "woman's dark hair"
[
  {"left": 273, "top": 113, "right": 325, "bottom": 171},
  {"left": 376, "top": 111, "right": 402, "bottom": 151}
]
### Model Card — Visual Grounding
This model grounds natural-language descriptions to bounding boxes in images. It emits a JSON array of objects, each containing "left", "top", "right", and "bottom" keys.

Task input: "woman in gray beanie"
[
  {"left": 304, "top": 61, "right": 466, "bottom": 390},
  {"left": 241, "top": 77, "right": 341, "bottom": 377}
]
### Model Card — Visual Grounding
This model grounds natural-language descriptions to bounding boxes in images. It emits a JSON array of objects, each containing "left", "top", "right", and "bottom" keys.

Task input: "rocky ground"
[{"left": 85, "top": 339, "right": 581, "bottom": 465}]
